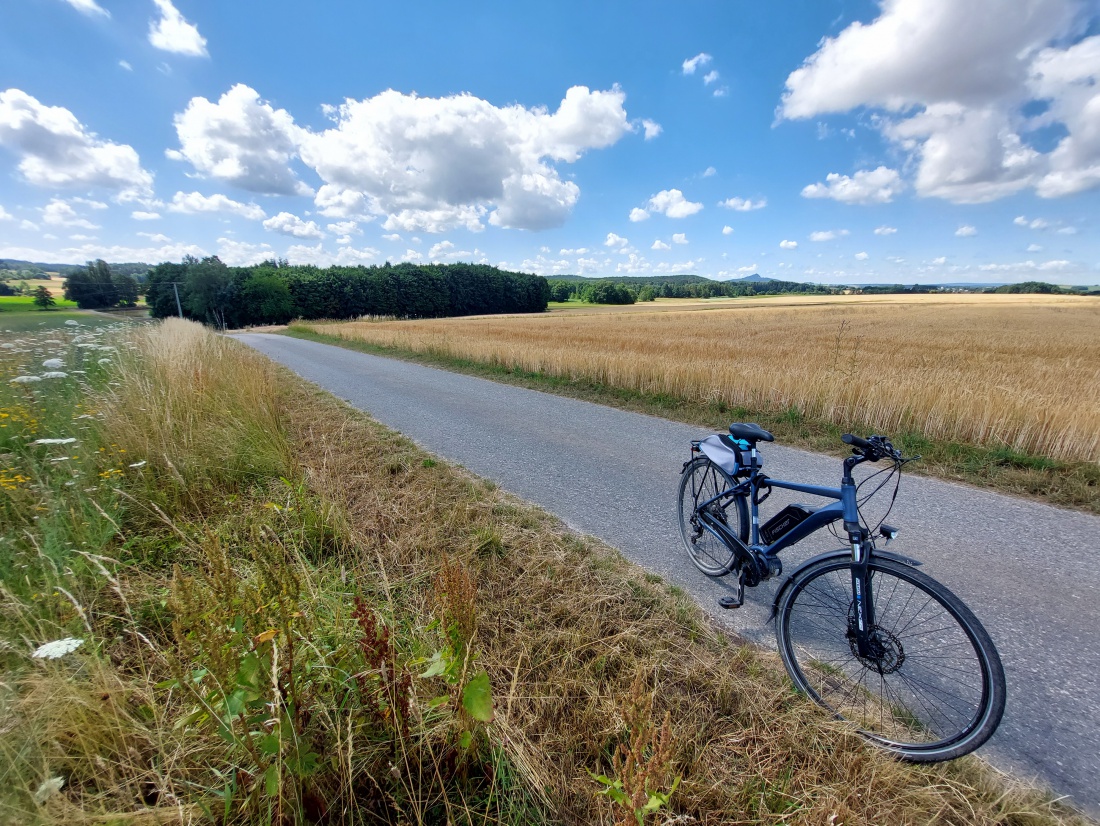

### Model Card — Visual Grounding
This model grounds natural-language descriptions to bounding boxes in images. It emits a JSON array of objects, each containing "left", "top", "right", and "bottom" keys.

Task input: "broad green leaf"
[
  {"left": 419, "top": 652, "right": 449, "bottom": 679},
  {"left": 264, "top": 764, "right": 279, "bottom": 797},
  {"left": 259, "top": 734, "right": 281, "bottom": 756},
  {"left": 458, "top": 730, "right": 473, "bottom": 749},
  {"left": 427, "top": 695, "right": 450, "bottom": 709},
  {"left": 461, "top": 670, "right": 493, "bottom": 722}
]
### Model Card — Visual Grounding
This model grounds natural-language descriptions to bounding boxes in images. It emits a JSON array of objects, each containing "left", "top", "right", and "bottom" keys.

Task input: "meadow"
[
  {"left": 0, "top": 318, "right": 1089, "bottom": 825},
  {"left": 299, "top": 293, "right": 1100, "bottom": 465}
]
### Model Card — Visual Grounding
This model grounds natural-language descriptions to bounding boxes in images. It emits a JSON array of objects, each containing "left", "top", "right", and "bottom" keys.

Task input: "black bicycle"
[{"left": 677, "top": 423, "right": 1006, "bottom": 762}]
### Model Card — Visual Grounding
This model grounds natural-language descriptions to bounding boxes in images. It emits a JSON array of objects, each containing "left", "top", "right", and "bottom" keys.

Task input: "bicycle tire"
[
  {"left": 677, "top": 457, "right": 749, "bottom": 577},
  {"left": 775, "top": 556, "right": 1005, "bottom": 762}
]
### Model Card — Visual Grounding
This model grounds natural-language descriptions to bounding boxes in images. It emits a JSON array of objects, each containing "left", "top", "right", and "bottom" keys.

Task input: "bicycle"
[{"left": 677, "top": 423, "right": 1006, "bottom": 762}]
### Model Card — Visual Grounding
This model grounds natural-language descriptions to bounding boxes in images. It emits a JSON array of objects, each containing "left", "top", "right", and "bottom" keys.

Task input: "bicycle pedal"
[{"left": 718, "top": 595, "right": 743, "bottom": 610}]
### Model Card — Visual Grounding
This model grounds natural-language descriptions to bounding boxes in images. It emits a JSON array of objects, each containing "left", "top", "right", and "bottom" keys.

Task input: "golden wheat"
[{"left": 303, "top": 294, "right": 1100, "bottom": 462}]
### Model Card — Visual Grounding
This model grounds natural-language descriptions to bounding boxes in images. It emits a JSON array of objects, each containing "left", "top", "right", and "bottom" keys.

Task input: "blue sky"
[{"left": 1, "top": 0, "right": 1098, "bottom": 285}]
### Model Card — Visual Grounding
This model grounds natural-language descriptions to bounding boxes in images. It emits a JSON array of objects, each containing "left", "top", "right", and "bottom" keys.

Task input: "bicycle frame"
[{"left": 694, "top": 443, "right": 880, "bottom": 656}]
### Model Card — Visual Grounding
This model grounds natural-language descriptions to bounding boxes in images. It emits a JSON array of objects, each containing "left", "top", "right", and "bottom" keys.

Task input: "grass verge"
[
  {"left": 287, "top": 325, "right": 1100, "bottom": 515},
  {"left": 1, "top": 319, "right": 1092, "bottom": 825}
]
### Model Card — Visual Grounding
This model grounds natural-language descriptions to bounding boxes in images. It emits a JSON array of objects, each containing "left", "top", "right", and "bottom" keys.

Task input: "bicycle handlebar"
[{"left": 842, "top": 433, "right": 906, "bottom": 463}]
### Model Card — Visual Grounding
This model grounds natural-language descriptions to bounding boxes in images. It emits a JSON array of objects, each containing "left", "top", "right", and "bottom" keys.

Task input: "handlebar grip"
[{"left": 842, "top": 433, "right": 873, "bottom": 452}]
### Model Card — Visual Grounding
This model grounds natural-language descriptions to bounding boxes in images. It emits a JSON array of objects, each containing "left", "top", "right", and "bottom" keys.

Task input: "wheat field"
[{"left": 301, "top": 294, "right": 1100, "bottom": 463}]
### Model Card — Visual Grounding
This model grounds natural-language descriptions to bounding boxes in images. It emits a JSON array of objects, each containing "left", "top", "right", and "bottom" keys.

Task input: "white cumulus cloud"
[
  {"left": 149, "top": 0, "right": 208, "bottom": 57},
  {"left": 718, "top": 196, "right": 766, "bottom": 211},
  {"left": 629, "top": 207, "right": 649, "bottom": 222},
  {"left": 605, "top": 232, "right": 629, "bottom": 248},
  {"left": 874, "top": 225, "right": 898, "bottom": 235},
  {"left": 640, "top": 119, "right": 662, "bottom": 140},
  {"left": 722, "top": 225, "right": 733, "bottom": 235},
  {"left": 780, "top": 0, "right": 1100, "bottom": 202},
  {"left": 263, "top": 212, "right": 323, "bottom": 239},
  {"left": 646, "top": 189, "right": 703, "bottom": 218},
  {"left": 61, "top": 0, "right": 109, "bottom": 17},
  {"left": 955, "top": 225, "right": 978, "bottom": 237},
  {"left": 801, "top": 166, "right": 903, "bottom": 204},
  {"left": 42, "top": 199, "right": 99, "bottom": 229},
  {"left": 780, "top": 239, "right": 798, "bottom": 249},
  {"left": 0, "top": 89, "right": 152, "bottom": 195},
  {"left": 682, "top": 53, "right": 712, "bottom": 75},
  {"left": 651, "top": 239, "right": 671, "bottom": 251},
  {"left": 300, "top": 85, "right": 631, "bottom": 232},
  {"left": 168, "top": 191, "right": 265, "bottom": 220},
  {"left": 855, "top": 251, "right": 869, "bottom": 260},
  {"left": 672, "top": 232, "right": 687, "bottom": 244},
  {"left": 810, "top": 230, "right": 849, "bottom": 242},
  {"left": 168, "top": 84, "right": 308, "bottom": 196}
]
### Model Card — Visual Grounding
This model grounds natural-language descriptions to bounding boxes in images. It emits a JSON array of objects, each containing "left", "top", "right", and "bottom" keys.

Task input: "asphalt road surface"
[{"left": 238, "top": 333, "right": 1100, "bottom": 816}]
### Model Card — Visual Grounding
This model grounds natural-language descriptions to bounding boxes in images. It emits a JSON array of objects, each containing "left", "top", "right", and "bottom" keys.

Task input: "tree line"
[
  {"left": 63, "top": 259, "right": 141, "bottom": 308},
  {"left": 143, "top": 258, "right": 550, "bottom": 327},
  {"left": 547, "top": 276, "right": 833, "bottom": 304}
]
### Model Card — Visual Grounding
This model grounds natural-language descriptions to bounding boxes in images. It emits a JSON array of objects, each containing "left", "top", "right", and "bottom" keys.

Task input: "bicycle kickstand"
[{"left": 718, "top": 568, "right": 747, "bottom": 610}]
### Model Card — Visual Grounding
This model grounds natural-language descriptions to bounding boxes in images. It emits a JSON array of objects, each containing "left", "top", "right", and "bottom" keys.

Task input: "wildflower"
[
  {"left": 64, "top": 320, "right": 79, "bottom": 326},
  {"left": 10, "top": 376, "right": 42, "bottom": 384},
  {"left": 33, "top": 777, "right": 65, "bottom": 803},
  {"left": 33, "top": 438, "right": 77, "bottom": 445},
  {"left": 129, "top": 460, "right": 147, "bottom": 468},
  {"left": 97, "top": 358, "right": 112, "bottom": 365},
  {"left": 41, "top": 371, "right": 68, "bottom": 379},
  {"left": 32, "top": 638, "right": 84, "bottom": 659},
  {"left": 42, "top": 358, "right": 64, "bottom": 369}
]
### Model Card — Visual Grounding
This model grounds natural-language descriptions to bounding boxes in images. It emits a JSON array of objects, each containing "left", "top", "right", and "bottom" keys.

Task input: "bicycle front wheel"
[
  {"left": 677, "top": 457, "right": 748, "bottom": 577},
  {"left": 775, "top": 556, "right": 1005, "bottom": 762}
]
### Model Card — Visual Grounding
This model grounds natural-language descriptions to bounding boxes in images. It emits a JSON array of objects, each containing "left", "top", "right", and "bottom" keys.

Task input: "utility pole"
[{"left": 172, "top": 282, "right": 184, "bottom": 319}]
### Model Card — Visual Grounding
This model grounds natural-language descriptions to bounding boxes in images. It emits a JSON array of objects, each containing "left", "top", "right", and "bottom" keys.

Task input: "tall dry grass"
[
  {"left": 2, "top": 317, "right": 1092, "bottom": 825},
  {"left": 303, "top": 294, "right": 1100, "bottom": 462}
]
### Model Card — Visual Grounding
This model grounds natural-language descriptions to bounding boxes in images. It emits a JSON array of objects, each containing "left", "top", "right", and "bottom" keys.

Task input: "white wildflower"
[
  {"left": 43, "top": 358, "right": 64, "bottom": 369},
  {"left": 32, "top": 638, "right": 84, "bottom": 659},
  {"left": 44, "top": 340, "right": 62, "bottom": 345},
  {"left": 49, "top": 457, "right": 71, "bottom": 463},
  {"left": 0, "top": 343, "right": 15, "bottom": 349},
  {"left": 64, "top": 320, "right": 79, "bottom": 326},
  {"left": 10, "top": 375, "right": 42, "bottom": 384},
  {"left": 33, "top": 776, "right": 65, "bottom": 803},
  {"left": 129, "top": 460, "right": 147, "bottom": 468},
  {"left": 41, "top": 371, "right": 68, "bottom": 379},
  {"left": 97, "top": 359, "right": 112, "bottom": 365},
  {"left": 32, "top": 438, "right": 77, "bottom": 445}
]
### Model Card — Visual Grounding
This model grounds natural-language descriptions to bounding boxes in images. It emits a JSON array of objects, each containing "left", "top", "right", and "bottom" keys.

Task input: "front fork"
[{"left": 848, "top": 531, "right": 877, "bottom": 657}]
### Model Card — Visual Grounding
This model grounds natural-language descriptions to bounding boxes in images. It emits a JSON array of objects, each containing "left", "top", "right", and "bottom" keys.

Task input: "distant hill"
[
  {"left": 0, "top": 259, "right": 152, "bottom": 279},
  {"left": 549, "top": 274, "right": 713, "bottom": 286}
]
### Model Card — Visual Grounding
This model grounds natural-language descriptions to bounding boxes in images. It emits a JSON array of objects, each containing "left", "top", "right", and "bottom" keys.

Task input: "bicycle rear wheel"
[
  {"left": 775, "top": 556, "right": 1005, "bottom": 762},
  {"left": 677, "top": 457, "right": 748, "bottom": 577}
]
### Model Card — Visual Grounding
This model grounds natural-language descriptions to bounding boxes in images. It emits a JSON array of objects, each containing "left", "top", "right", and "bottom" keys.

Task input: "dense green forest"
[
  {"left": 144, "top": 257, "right": 550, "bottom": 327},
  {"left": 547, "top": 274, "right": 833, "bottom": 303}
]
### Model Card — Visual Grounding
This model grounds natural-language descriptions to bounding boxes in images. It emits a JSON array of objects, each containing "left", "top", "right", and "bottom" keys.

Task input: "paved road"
[{"left": 238, "top": 333, "right": 1100, "bottom": 816}]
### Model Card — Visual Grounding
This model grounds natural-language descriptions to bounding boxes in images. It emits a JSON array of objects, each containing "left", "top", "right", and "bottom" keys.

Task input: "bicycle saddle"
[{"left": 728, "top": 422, "right": 774, "bottom": 443}]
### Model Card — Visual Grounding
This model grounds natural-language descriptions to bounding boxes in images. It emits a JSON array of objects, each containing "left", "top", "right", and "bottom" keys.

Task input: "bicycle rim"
[{"left": 777, "top": 558, "right": 1005, "bottom": 761}]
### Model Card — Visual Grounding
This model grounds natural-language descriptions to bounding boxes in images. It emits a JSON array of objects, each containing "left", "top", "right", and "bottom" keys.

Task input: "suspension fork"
[
  {"left": 849, "top": 533, "right": 877, "bottom": 657},
  {"left": 841, "top": 456, "right": 876, "bottom": 656}
]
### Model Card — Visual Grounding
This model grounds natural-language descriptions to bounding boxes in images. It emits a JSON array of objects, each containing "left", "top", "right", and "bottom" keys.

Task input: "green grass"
[
  {"left": 0, "top": 305, "right": 138, "bottom": 333},
  {"left": 0, "top": 295, "right": 78, "bottom": 310},
  {"left": 287, "top": 325, "right": 1100, "bottom": 515}
]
